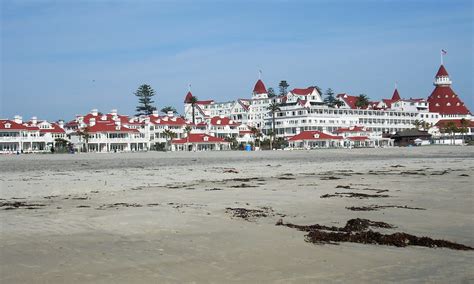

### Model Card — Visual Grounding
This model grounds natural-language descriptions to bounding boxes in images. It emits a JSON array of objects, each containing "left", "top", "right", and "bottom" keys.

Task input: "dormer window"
[
  {"left": 5, "top": 123, "right": 11, "bottom": 128},
  {"left": 435, "top": 103, "right": 440, "bottom": 106},
  {"left": 313, "top": 134, "right": 320, "bottom": 139},
  {"left": 446, "top": 102, "right": 451, "bottom": 106},
  {"left": 217, "top": 120, "right": 221, "bottom": 125},
  {"left": 457, "top": 102, "right": 460, "bottom": 106},
  {"left": 203, "top": 136, "right": 209, "bottom": 141},
  {"left": 116, "top": 126, "right": 120, "bottom": 130},
  {"left": 445, "top": 95, "right": 449, "bottom": 98}
]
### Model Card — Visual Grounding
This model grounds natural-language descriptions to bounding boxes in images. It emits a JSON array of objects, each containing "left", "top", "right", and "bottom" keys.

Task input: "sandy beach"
[{"left": 1, "top": 146, "right": 473, "bottom": 283}]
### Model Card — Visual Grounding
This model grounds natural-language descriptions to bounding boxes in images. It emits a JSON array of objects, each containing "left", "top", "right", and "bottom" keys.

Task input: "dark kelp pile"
[
  {"left": 1, "top": 201, "right": 46, "bottom": 210},
  {"left": 346, "top": 205, "right": 426, "bottom": 211},
  {"left": 276, "top": 218, "right": 473, "bottom": 250}
]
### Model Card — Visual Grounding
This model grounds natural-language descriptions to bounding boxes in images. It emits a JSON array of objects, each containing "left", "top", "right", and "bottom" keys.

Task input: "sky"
[{"left": 1, "top": 0, "right": 473, "bottom": 121}]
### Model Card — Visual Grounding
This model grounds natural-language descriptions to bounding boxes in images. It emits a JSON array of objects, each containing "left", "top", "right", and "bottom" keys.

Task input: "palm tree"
[
  {"left": 267, "top": 101, "right": 281, "bottom": 150},
  {"left": 250, "top": 126, "right": 262, "bottom": 149},
  {"left": 189, "top": 96, "right": 198, "bottom": 124},
  {"left": 184, "top": 125, "right": 192, "bottom": 151},
  {"left": 443, "top": 122, "right": 459, "bottom": 145},
  {"left": 355, "top": 94, "right": 370, "bottom": 109},
  {"left": 161, "top": 106, "right": 177, "bottom": 115},
  {"left": 412, "top": 119, "right": 422, "bottom": 130},
  {"left": 459, "top": 118, "right": 470, "bottom": 144},
  {"left": 78, "top": 126, "right": 90, "bottom": 152},
  {"left": 163, "top": 129, "right": 176, "bottom": 151}
]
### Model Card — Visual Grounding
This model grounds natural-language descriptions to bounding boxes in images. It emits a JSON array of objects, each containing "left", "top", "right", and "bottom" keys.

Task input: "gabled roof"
[
  {"left": 291, "top": 87, "right": 315, "bottom": 96},
  {"left": 289, "top": 131, "right": 343, "bottom": 141},
  {"left": 253, "top": 79, "right": 267, "bottom": 94},
  {"left": 427, "top": 86, "right": 470, "bottom": 115},
  {"left": 39, "top": 123, "right": 65, "bottom": 134},
  {"left": 0, "top": 120, "right": 29, "bottom": 130},
  {"left": 196, "top": 100, "right": 214, "bottom": 105},
  {"left": 172, "top": 133, "right": 228, "bottom": 144},
  {"left": 436, "top": 65, "right": 449, "bottom": 77},
  {"left": 150, "top": 115, "right": 192, "bottom": 126},
  {"left": 209, "top": 116, "right": 240, "bottom": 126},
  {"left": 86, "top": 122, "right": 139, "bottom": 133},
  {"left": 336, "top": 93, "right": 359, "bottom": 109}
]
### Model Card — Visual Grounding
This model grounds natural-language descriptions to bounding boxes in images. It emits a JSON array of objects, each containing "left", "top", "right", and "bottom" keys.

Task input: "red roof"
[
  {"left": 436, "top": 65, "right": 449, "bottom": 77},
  {"left": 347, "top": 136, "right": 369, "bottom": 141},
  {"left": 172, "top": 133, "right": 228, "bottom": 144},
  {"left": 435, "top": 119, "right": 474, "bottom": 128},
  {"left": 86, "top": 122, "right": 139, "bottom": 133},
  {"left": 392, "top": 89, "right": 401, "bottom": 101},
  {"left": 0, "top": 120, "right": 29, "bottom": 130},
  {"left": 337, "top": 93, "right": 360, "bottom": 109},
  {"left": 39, "top": 123, "right": 65, "bottom": 134},
  {"left": 150, "top": 115, "right": 191, "bottom": 126},
  {"left": 289, "top": 131, "right": 343, "bottom": 141},
  {"left": 334, "top": 126, "right": 367, "bottom": 134},
  {"left": 209, "top": 116, "right": 240, "bottom": 126},
  {"left": 253, "top": 79, "right": 267, "bottom": 94},
  {"left": 196, "top": 100, "right": 214, "bottom": 105},
  {"left": 291, "top": 87, "right": 315, "bottom": 96},
  {"left": 427, "top": 86, "right": 470, "bottom": 115},
  {"left": 184, "top": 92, "right": 194, "bottom": 103}
]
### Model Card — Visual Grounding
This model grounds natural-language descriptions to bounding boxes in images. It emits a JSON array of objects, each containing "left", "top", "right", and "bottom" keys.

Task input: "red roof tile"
[
  {"left": 291, "top": 87, "right": 315, "bottom": 96},
  {"left": 0, "top": 120, "right": 29, "bottom": 130},
  {"left": 210, "top": 116, "right": 240, "bottom": 126},
  {"left": 86, "top": 122, "right": 139, "bottom": 133},
  {"left": 436, "top": 65, "right": 449, "bottom": 77},
  {"left": 391, "top": 89, "right": 401, "bottom": 101},
  {"left": 253, "top": 79, "right": 267, "bottom": 94},
  {"left": 334, "top": 126, "right": 367, "bottom": 134},
  {"left": 435, "top": 119, "right": 474, "bottom": 128},
  {"left": 427, "top": 86, "right": 470, "bottom": 115},
  {"left": 289, "top": 131, "right": 343, "bottom": 141},
  {"left": 172, "top": 133, "right": 228, "bottom": 144},
  {"left": 39, "top": 123, "right": 65, "bottom": 134},
  {"left": 184, "top": 91, "right": 194, "bottom": 103},
  {"left": 347, "top": 136, "right": 369, "bottom": 141}
]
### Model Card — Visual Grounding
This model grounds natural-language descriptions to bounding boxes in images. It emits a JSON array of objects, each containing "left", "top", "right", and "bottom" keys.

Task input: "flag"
[{"left": 441, "top": 49, "right": 447, "bottom": 55}]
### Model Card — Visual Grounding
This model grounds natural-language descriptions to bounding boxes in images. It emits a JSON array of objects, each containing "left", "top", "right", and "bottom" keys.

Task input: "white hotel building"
[
  {"left": 184, "top": 64, "right": 472, "bottom": 141},
  {"left": 1, "top": 64, "right": 472, "bottom": 153}
]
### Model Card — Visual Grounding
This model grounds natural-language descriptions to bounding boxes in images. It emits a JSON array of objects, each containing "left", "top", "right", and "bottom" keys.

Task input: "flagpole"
[{"left": 440, "top": 50, "right": 443, "bottom": 65}]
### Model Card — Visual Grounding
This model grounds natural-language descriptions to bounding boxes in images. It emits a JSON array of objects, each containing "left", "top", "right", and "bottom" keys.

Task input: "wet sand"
[{"left": 1, "top": 147, "right": 473, "bottom": 283}]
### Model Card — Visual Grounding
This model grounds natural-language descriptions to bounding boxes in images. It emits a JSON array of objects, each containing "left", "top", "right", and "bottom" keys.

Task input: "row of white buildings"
[{"left": 1, "top": 63, "right": 472, "bottom": 153}]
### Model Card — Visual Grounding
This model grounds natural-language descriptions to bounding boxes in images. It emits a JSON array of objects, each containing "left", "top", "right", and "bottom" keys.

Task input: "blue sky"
[{"left": 1, "top": 0, "right": 473, "bottom": 120}]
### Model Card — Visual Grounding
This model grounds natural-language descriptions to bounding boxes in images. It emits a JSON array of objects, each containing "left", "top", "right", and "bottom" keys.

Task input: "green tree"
[
  {"left": 184, "top": 125, "right": 192, "bottom": 151},
  {"left": 163, "top": 129, "right": 177, "bottom": 151},
  {"left": 459, "top": 118, "right": 470, "bottom": 144},
  {"left": 355, "top": 94, "right": 370, "bottom": 109},
  {"left": 267, "top": 101, "right": 281, "bottom": 150},
  {"left": 188, "top": 95, "right": 198, "bottom": 124},
  {"left": 267, "top": 87, "right": 276, "bottom": 98},
  {"left": 135, "top": 84, "right": 157, "bottom": 116},
  {"left": 413, "top": 119, "right": 422, "bottom": 130},
  {"left": 161, "top": 106, "right": 177, "bottom": 115},
  {"left": 443, "top": 121, "right": 459, "bottom": 145},
  {"left": 323, "top": 88, "right": 336, "bottom": 107},
  {"left": 278, "top": 80, "right": 289, "bottom": 96},
  {"left": 77, "top": 126, "right": 90, "bottom": 152},
  {"left": 250, "top": 126, "right": 262, "bottom": 149},
  {"left": 310, "top": 85, "right": 323, "bottom": 95}
]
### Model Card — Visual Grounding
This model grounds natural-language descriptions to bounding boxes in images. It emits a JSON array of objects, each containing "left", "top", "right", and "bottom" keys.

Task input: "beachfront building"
[
  {"left": 66, "top": 109, "right": 148, "bottom": 152},
  {"left": 0, "top": 116, "right": 67, "bottom": 153},
  {"left": 182, "top": 63, "right": 472, "bottom": 147},
  {"left": 171, "top": 133, "right": 230, "bottom": 151},
  {"left": 288, "top": 131, "right": 343, "bottom": 149}
]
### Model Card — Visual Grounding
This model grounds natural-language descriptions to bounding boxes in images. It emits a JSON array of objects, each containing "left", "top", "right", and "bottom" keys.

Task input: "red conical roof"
[
  {"left": 253, "top": 79, "right": 267, "bottom": 94},
  {"left": 427, "top": 86, "right": 470, "bottom": 115},
  {"left": 391, "top": 89, "right": 401, "bottom": 101},
  {"left": 436, "top": 65, "right": 449, "bottom": 77},
  {"left": 184, "top": 91, "right": 193, "bottom": 103}
]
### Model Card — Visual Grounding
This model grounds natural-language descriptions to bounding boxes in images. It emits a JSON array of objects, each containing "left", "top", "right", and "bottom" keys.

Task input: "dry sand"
[{"left": 0, "top": 146, "right": 473, "bottom": 283}]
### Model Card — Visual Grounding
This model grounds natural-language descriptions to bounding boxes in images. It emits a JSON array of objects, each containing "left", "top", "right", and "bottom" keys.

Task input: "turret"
[{"left": 434, "top": 65, "right": 452, "bottom": 86}]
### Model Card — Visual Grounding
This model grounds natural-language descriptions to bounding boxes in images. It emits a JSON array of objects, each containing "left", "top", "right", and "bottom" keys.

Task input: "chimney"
[
  {"left": 31, "top": 116, "right": 38, "bottom": 125},
  {"left": 90, "top": 118, "right": 96, "bottom": 126},
  {"left": 58, "top": 120, "right": 65, "bottom": 129},
  {"left": 13, "top": 115, "right": 22, "bottom": 124},
  {"left": 110, "top": 109, "right": 117, "bottom": 116},
  {"left": 115, "top": 120, "right": 121, "bottom": 130},
  {"left": 152, "top": 110, "right": 159, "bottom": 117},
  {"left": 167, "top": 111, "right": 174, "bottom": 117},
  {"left": 91, "top": 109, "right": 98, "bottom": 116}
]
